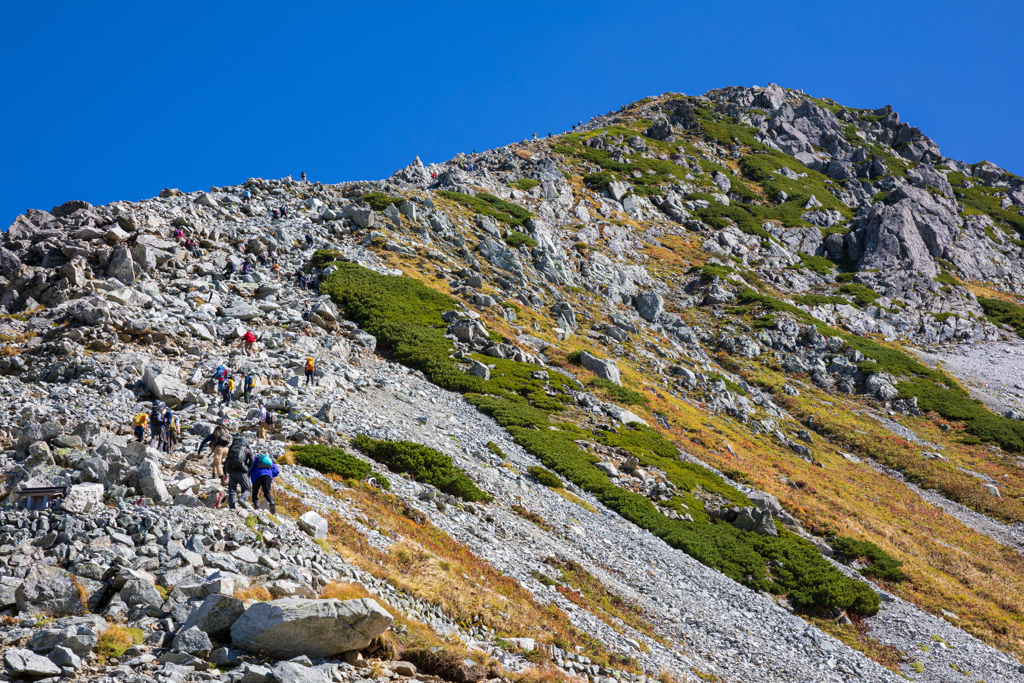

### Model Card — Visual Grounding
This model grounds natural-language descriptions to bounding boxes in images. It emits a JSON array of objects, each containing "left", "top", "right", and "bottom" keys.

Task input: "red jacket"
[{"left": 242, "top": 331, "right": 256, "bottom": 343}]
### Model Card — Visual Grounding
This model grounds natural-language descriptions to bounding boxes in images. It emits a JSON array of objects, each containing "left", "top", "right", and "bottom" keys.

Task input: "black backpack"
[
  {"left": 224, "top": 438, "right": 248, "bottom": 473},
  {"left": 213, "top": 425, "right": 232, "bottom": 447}
]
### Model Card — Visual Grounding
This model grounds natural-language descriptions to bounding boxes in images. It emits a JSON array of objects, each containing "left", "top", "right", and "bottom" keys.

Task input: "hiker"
[
  {"left": 280, "top": 206, "right": 288, "bottom": 218},
  {"left": 211, "top": 365, "right": 229, "bottom": 393},
  {"left": 305, "top": 357, "right": 316, "bottom": 386},
  {"left": 249, "top": 451, "right": 279, "bottom": 513},
  {"left": 224, "top": 437, "right": 253, "bottom": 510},
  {"left": 257, "top": 400, "right": 272, "bottom": 440},
  {"left": 241, "top": 329, "right": 257, "bottom": 356},
  {"left": 272, "top": 262, "right": 281, "bottom": 280},
  {"left": 305, "top": 232, "right": 313, "bottom": 249},
  {"left": 197, "top": 420, "right": 232, "bottom": 483},
  {"left": 242, "top": 260, "right": 252, "bottom": 275},
  {"left": 257, "top": 252, "right": 268, "bottom": 267},
  {"left": 272, "top": 208, "right": 280, "bottom": 220},
  {"left": 224, "top": 260, "right": 236, "bottom": 281},
  {"left": 301, "top": 171, "right": 307, "bottom": 182},
  {"left": 165, "top": 408, "right": 180, "bottom": 455},
  {"left": 302, "top": 303, "right": 311, "bottom": 321},
  {"left": 243, "top": 372, "right": 256, "bottom": 403},
  {"left": 132, "top": 410, "right": 149, "bottom": 443},
  {"left": 220, "top": 376, "right": 234, "bottom": 406},
  {"left": 243, "top": 189, "right": 251, "bottom": 202},
  {"left": 149, "top": 400, "right": 166, "bottom": 450}
]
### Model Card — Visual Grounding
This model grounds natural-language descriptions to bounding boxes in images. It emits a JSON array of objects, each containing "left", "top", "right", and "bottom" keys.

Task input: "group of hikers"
[
  {"left": 131, "top": 363, "right": 291, "bottom": 510},
  {"left": 196, "top": 418, "right": 278, "bottom": 512},
  {"left": 132, "top": 400, "right": 180, "bottom": 455},
  {"left": 172, "top": 227, "right": 204, "bottom": 259},
  {"left": 223, "top": 252, "right": 280, "bottom": 281},
  {"left": 211, "top": 364, "right": 261, "bottom": 406}
]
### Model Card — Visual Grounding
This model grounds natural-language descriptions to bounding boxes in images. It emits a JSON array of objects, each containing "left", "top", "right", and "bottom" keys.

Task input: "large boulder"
[
  {"left": 15, "top": 566, "right": 103, "bottom": 615},
  {"left": 173, "top": 626, "right": 213, "bottom": 658},
  {"left": 0, "top": 576, "right": 22, "bottom": 609},
  {"left": 579, "top": 351, "right": 621, "bottom": 386},
  {"left": 143, "top": 364, "right": 189, "bottom": 405},
  {"left": 230, "top": 598, "right": 392, "bottom": 659},
  {"left": 180, "top": 594, "right": 246, "bottom": 640},
  {"left": 298, "top": 511, "right": 327, "bottom": 540},
  {"left": 633, "top": 292, "right": 663, "bottom": 322},
  {"left": 61, "top": 483, "right": 104, "bottom": 514},
  {"left": 0, "top": 247, "right": 22, "bottom": 278},
  {"left": 120, "top": 578, "right": 165, "bottom": 610},
  {"left": 106, "top": 245, "right": 139, "bottom": 285},
  {"left": 3, "top": 649, "right": 61, "bottom": 680},
  {"left": 137, "top": 458, "right": 171, "bottom": 503}
]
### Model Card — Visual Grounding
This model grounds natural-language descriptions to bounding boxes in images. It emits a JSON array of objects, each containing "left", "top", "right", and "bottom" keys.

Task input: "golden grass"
[
  {"left": 551, "top": 487, "right": 598, "bottom": 513},
  {"left": 273, "top": 486, "right": 635, "bottom": 669},
  {"left": 320, "top": 580, "right": 373, "bottom": 601},
  {"left": 233, "top": 586, "right": 273, "bottom": 602}
]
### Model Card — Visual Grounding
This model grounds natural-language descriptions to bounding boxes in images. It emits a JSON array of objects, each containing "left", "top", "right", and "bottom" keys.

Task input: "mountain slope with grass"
[{"left": 2, "top": 84, "right": 1024, "bottom": 683}]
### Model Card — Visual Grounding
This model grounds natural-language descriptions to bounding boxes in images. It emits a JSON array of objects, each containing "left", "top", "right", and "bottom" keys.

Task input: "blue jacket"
[{"left": 249, "top": 459, "right": 279, "bottom": 482}]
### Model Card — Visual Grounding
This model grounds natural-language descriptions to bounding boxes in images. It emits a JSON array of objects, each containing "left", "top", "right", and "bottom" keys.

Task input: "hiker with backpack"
[
  {"left": 305, "top": 357, "right": 316, "bottom": 386},
  {"left": 220, "top": 376, "right": 234, "bottom": 406},
  {"left": 149, "top": 401, "right": 167, "bottom": 450},
  {"left": 165, "top": 408, "right": 180, "bottom": 455},
  {"left": 244, "top": 372, "right": 256, "bottom": 403},
  {"left": 211, "top": 365, "right": 229, "bottom": 393},
  {"left": 241, "top": 330, "right": 257, "bottom": 356},
  {"left": 197, "top": 420, "right": 233, "bottom": 484},
  {"left": 132, "top": 410, "right": 149, "bottom": 443},
  {"left": 249, "top": 451, "right": 279, "bottom": 513},
  {"left": 257, "top": 400, "right": 273, "bottom": 439},
  {"left": 224, "top": 437, "right": 253, "bottom": 510}
]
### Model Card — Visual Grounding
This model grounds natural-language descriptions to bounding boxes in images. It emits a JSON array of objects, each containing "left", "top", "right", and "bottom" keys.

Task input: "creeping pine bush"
[
  {"left": 289, "top": 444, "right": 388, "bottom": 489},
  {"left": 978, "top": 296, "right": 1024, "bottom": 337},
  {"left": 320, "top": 263, "right": 485, "bottom": 394},
  {"left": 351, "top": 435, "right": 492, "bottom": 503},
  {"left": 527, "top": 466, "right": 564, "bottom": 488},
  {"left": 503, "top": 231, "right": 538, "bottom": 249},
  {"left": 361, "top": 192, "right": 406, "bottom": 211},
  {"left": 311, "top": 249, "right": 344, "bottom": 265},
  {"left": 832, "top": 536, "right": 906, "bottom": 583},
  {"left": 837, "top": 283, "right": 879, "bottom": 307},
  {"left": 590, "top": 377, "right": 648, "bottom": 406},
  {"left": 793, "top": 294, "right": 849, "bottom": 307},
  {"left": 469, "top": 394, "right": 880, "bottom": 615},
  {"left": 437, "top": 190, "right": 532, "bottom": 226},
  {"left": 509, "top": 178, "right": 539, "bottom": 191}
]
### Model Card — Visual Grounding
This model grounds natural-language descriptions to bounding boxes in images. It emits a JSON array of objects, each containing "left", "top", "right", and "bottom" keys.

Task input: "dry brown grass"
[
  {"left": 233, "top": 586, "right": 273, "bottom": 602},
  {"left": 273, "top": 485, "right": 629, "bottom": 668},
  {"left": 70, "top": 575, "right": 90, "bottom": 614},
  {"left": 319, "top": 580, "right": 373, "bottom": 601}
]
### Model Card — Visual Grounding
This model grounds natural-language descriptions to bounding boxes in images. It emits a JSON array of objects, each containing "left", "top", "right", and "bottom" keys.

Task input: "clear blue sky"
[{"left": 2, "top": 1, "right": 1022, "bottom": 226}]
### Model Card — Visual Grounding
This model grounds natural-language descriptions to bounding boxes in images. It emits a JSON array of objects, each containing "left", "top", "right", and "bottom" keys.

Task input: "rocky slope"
[{"left": 2, "top": 84, "right": 1024, "bottom": 683}]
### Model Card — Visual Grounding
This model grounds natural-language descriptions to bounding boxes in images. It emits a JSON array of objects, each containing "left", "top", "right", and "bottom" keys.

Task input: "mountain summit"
[{"left": 1, "top": 84, "right": 1024, "bottom": 683}]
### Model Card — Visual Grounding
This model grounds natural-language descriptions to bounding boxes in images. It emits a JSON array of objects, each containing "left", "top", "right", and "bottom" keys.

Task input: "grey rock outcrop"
[
  {"left": 230, "top": 598, "right": 393, "bottom": 659},
  {"left": 579, "top": 351, "right": 621, "bottom": 385}
]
